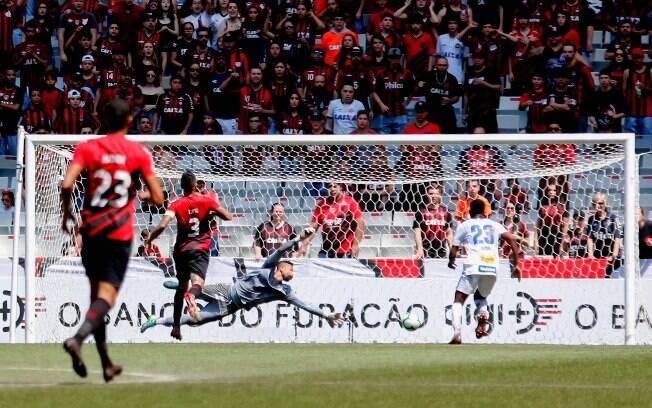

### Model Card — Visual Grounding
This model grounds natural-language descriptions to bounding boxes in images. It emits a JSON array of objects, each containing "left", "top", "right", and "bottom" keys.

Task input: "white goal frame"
[{"left": 14, "top": 128, "right": 638, "bottom": 344}]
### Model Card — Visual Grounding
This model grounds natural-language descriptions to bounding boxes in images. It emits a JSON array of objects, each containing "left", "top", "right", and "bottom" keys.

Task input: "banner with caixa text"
[{"left": 1, "top": 257, "right": 652, "bottom": 344}]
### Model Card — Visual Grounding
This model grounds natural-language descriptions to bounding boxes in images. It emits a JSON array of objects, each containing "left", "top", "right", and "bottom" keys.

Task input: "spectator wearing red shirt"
[
  {"left": 402, "top": 15, "right": 436, "bottom": 76},
  {"left": 371, "top": 48, "right": 412, "bottom": 134},
  {"left": 402, "top": 101, "right": 441, "bottom": 134},
  {"left": 505, "top": 12, "right": 543, "bottom": 95},
  {"left": 554, "top": 11, "right": 581, "bottom": 50},
  {"left": 519, "top": 72, "right": 549, "bottom": 133},
  {"left": 556, "top": 0, "right": 595, "bottom": 53},
  {"left": 54, "top": 89, "right": 100, "bottom": 134},
  {"left": 623, "top": 47, "right": 652, "bottom": 135},
  {"left": 239, "top": 67, "right": 275, "bottom": 133},
  {"left": 20, "top": 89, "right": 52, "bottom": 134},
  {"left": 307, "top": 182, "right": 365, "bottom": 258},
  {"left": 413, "top": 184, "right": 453, "bottom": 259},
  {"left": 501, "top": 201, "right": 528, "bottom": 258},
  {"left": 137, "top": 229, "right": 162, "bottom": 257},
  {"left": 536, "top": 184, "right": 569, "bottom": 257}
]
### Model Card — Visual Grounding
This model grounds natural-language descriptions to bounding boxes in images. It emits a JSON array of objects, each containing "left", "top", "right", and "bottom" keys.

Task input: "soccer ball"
[{"left": 401, "top": 311, "right": 423, "bottom": 331}]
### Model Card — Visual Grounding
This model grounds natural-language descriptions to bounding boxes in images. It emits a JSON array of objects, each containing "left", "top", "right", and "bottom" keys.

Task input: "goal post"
[{"left": 17, "top": 129, "right": 639, "bottom": 344}]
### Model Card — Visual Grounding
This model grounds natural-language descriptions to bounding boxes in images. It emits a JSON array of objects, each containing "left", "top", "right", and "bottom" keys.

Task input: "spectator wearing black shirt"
[
  {"left": 588, "top": 70, "right": 627, "bottom": 133},
  {"left": 413, "top": 184, "right": 453, "bottom": 259},
  {"left": 205, "top": 51, "right": 241, "bottom": 134},
  {"left": 586, "top": 192, "right": 622, "bottom": 278},
  {"left": 254, "top": 203, "right": 297, "bottom": 260},
  {"left": 153, "top": 75, "right": 194, "bottom": 134},
  {"left": 463, "top": 49, "right": 502, "bottom": 133},
  {"left": 418, "top": 55, "right": 461, "bottom": 134}
]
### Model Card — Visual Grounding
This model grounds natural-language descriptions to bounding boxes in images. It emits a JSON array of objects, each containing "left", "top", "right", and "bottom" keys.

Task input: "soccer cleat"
[
  {"left": 63, "top": 337, "right": 87, "bottom": 378},
  {"left": 184, "top": 291, "right": 200, "bottom": 320},
  {"left": 163, "top": 280, "right": 178, "bottom": 290},
  {"left": 448, "top": 334, "right": 462, "bottom": 345},
  {"left": 140, "top": 315, "right": 158, "bottom": 333},
  {"left": 475, "top": 314, "right": 492, "bottom": 339},
  {"left": 102, "top": 364, "right": 123, "bottom": 383}
]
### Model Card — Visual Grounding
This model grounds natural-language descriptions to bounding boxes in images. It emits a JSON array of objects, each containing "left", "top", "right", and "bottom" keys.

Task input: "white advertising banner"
[{"left": 1, "top": 258, "right": 652, "bottom": 344}]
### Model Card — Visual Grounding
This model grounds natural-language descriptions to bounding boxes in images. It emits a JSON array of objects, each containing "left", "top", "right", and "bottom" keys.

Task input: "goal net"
[{"left": 20, "top": 133, "right": 642, "bottom": 344}]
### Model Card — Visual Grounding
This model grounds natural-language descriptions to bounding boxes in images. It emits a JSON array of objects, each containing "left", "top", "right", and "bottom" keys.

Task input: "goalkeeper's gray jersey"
[{"left": 227, "top": 239, "right": 326, "bottom": 318}]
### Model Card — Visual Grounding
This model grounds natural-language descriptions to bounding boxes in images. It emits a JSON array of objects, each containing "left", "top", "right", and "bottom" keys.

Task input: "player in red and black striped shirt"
[
  {"left": 147, "top": 171, "right": 232, "bottom": 340},
  {"left": 54, "top": 90, "right": 100, "bottom": 134},
  {"left": 239, "top": 67, "right": 275, "bottom": 133},
  {"left": 61, "top": 99, "right": 163, "bottom": 382},
  {"left": 519, "top": 72, "right": 548, "bottom": 133}
]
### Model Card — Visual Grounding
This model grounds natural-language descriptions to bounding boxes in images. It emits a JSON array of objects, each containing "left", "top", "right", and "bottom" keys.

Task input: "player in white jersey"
[{"left": 448, "top": 199, "right": 522, "bottom": 344}]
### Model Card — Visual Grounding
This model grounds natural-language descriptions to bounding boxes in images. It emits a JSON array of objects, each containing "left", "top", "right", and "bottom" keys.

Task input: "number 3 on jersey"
[
  {"left": 470, "top": 225, "right": 495, "bottom": 245},
  {"left": 188, "top": 217, "right": 200, "bottom": 238},
  {"left": 90, "top": 169, "right": 131, "bottom": 208}
]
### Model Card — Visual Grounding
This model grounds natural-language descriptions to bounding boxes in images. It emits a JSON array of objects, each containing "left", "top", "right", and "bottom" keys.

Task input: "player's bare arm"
[
  {"left": 140, "top": 175, "right": 164, "bottom": 207},
  {"left": 60, "top": 162, "right": 84, "bottom": 234},
  {"left": 147, "top": 211, "right": 174, "bottom": 245},
  {"left": 501, "top": 232, "right": 522, "bottom": 281},
  {"left": 352, "top": 217, "right": 365, "bottom": 257},
  {"left": 448, "top": 245, "right": 459, "bottom": 269}
]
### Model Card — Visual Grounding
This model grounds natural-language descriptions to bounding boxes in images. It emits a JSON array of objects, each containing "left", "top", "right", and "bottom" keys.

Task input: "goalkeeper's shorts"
[{"left": 200, "top": 283, "right": 239, "bottom": 317}]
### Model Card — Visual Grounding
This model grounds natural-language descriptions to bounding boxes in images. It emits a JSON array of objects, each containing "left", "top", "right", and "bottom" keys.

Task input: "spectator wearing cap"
[
  {"left": 221, "top": 32, "right": 250, "bottom": 83},
  {"left": 403, "top": 101, "right": 441, "bottom": 134},
  {"left": 335, "top": 45, "right": 373, "bottom": 110},
  {"left": 53, "top": 89, "right": 99, "bottom": 134},
  {"left": 153, "top": 74, "right": 195, "bottom": 135},
  {"left": 417, "top": 55, "right": 460, "bottom": 134},
  {"left": 306, "top": 111, "right": 331, "bottom": 135},
  {"left": 170, "top": 22, "right": 197, "bottom": 74},
  {"left": 12, "top": 25, "right": 49, "bottom": 91},
  {"left": 181, "top": 0, "right": 210, "bottom": 36},
  {"left": 300, "top": 48, "right": 337, "bottom": 99},
  {"left": 20, "top": 88, "right": 52, "bottom": 134},
  {"left": 402, "top": 15, "right": 435, "bottom": 76},
  {"left": 623, "top": 47, "right": 652, "bottom": 135},
  {"left": 519, "top": 71, "right": 548, "bottom": 133},
  {"left": 205, "top": 51, "right": 241, "bottom": 134},
  {"left": 543, "top": 68, "right": 577, "bottom": 132},
  {"left": 463, "top": 49, "right": 502, "bottom": 133},
  {"left": 538, "top": 25, "right": 565, "bottom": 76},
  {"left": 371, "top": 47, "right": 411, "bottom": 134},
  {"left": 65, "top": 72, "right": 95, "bottom": 112},
  {"left": 589, "top": 70, "right": 626, "bottom": 133},
  {"left": 239, "top": 67, "right": 274, "bottom": 133},
  {"left": 434, "top": 19, "right": 473, "bottom": 83},
  {"left": 57, "top": 0, "right": 98, "bottom": 69},
  {"left": 79, "top": 55, "right": 99, "bottom": 90},
  {"left": 216, "top": 1, "right": 242, "bottom": 42},
  {"left": 0, "top": 67, "right": 22, "bottom": 155},
  {"left": 320, "top": 12, "right": 358, "bottom": 67},
  {"left": 326, "top": 83, "right": 365, "bottom": 134}
]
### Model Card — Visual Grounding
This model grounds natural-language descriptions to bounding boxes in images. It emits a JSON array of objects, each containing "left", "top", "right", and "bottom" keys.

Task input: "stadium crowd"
[{"left": 0, "top": 0, "right": 650, "bottom": 271}]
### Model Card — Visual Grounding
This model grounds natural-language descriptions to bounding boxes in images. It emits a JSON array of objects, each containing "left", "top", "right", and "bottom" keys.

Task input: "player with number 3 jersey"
[
  {"left": 147, "top": 171, "right": 232, "bottom": 341},
  {"left": 60, "top": 99, "right": 164, "bottom": 383},
  {"left": 447, "top": 199, "right": 523, "bottom": 345}
]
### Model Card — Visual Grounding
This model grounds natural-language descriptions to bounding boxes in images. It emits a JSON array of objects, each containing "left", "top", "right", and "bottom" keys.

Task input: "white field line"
[{"left": 0, "top": 366, "right": 177, "bottom": 387}]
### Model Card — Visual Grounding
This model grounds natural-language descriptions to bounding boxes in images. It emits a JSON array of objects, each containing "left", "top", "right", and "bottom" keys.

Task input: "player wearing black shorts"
[
  {"left": 60, "top": 99, "right": 164, "bottom": 382},
  {"left": 147, "top": 171, "right": 232, "bottom": 340}
]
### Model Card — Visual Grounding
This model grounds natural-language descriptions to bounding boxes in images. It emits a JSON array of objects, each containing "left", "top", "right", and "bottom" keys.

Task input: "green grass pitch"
[{"left": 0, "top": 344, "right": 650, "bottom": 407}]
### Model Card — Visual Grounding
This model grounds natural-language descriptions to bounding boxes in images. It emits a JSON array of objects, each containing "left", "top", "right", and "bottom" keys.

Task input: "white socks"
[{"left": 452, "top": 302, "right": 463, "bottom": 336}]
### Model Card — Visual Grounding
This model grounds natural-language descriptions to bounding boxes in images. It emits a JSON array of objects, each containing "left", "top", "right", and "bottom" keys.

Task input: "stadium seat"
[
  {"left": 392, "top": 212, "right": 416, "bottom": 228},
  {"left": 380, "top": 246, "right": 413, "bottom": 258},
  {"left": 360, "top": 233, "right": 382, "bottom": 248},
  {"left": 497, "top": 114, "right": 526, "bottom": 133},
  {"left": 286, "top": 212, "right": 311, "bottom": 228},
  {"left": 640, "top": 175, "right": 652, "bottom": 190},
  {"left": 220, "top": 213, "right": 257, "bottom": 227},
  {"left": 593, "top": 48, "right": 607, "bottom": 62},
  {"left": 498, "top": 96, "right": 521, "bottom": 112},
  {"left": 359, "top": 246, "right": 379, "bottom": 258},
  {"left": 381, "top": 233, "right": 415, "bottom": 251},
  {"left": 0, "top": 177, "right": 8, "bottom": 189},
  {"left": 219, "top": 246, "right": 240, "bottom": 257},
  {"left": 239, "top": 246, "right": 255, "bottom": 258},
  {"left": 0, "top": 235, "right": 23, "bottom": 257},
  {"left": 363, "top": 211, "right": 393, "bottom": 234}
]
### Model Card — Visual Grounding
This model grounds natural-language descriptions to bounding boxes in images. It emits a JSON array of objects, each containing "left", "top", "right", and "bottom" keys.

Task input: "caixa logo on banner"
[
  {"left": 1, "top": 290, "right": 26, "bottom": 333},
  {"left": 444, "top": 291, "right": 562, "bottom": 335}
]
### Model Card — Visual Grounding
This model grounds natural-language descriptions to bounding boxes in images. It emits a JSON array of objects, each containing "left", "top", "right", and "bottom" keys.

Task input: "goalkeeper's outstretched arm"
[{"left": 285, "top": 292, "right": 345, "bottom": 328}]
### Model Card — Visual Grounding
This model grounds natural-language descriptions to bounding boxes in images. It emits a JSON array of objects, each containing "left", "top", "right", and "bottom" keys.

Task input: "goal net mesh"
[{"left": 27, "top": 137, "right": 636, "bottom": 343}]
